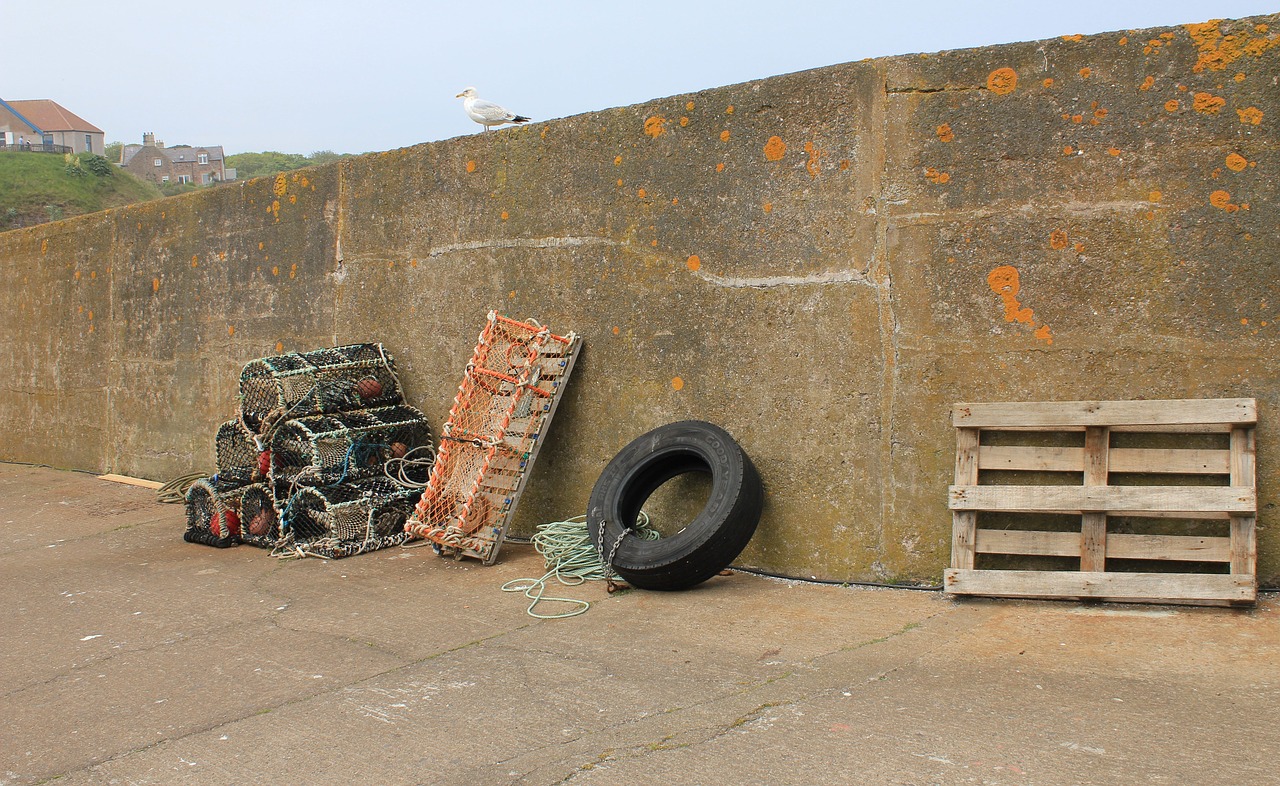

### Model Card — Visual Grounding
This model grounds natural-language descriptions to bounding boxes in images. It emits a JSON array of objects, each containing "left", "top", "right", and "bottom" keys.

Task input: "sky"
[{"left": 2, "top": 1, "right": 1275, "bottom": 156}]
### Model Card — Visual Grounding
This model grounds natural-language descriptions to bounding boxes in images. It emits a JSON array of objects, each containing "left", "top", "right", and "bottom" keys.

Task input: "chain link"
[{"left": 599, "top": 517, "right": 630, "bottom": 592}]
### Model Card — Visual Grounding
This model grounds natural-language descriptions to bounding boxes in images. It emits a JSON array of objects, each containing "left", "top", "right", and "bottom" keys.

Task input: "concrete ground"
[{"left": 1, "top": 463, "right": 1276, "bottom": 786}]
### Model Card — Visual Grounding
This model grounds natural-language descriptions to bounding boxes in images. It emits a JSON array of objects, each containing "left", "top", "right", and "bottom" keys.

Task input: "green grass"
[{"left": 0, "top": 151, "right": 164, "bottom": 231}]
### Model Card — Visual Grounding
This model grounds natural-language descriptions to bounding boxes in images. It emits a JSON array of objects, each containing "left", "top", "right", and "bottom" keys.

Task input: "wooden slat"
[
  {"left": 949, "top": 485, "right": 1255, "bottom": 514},
  {"left": 98, "top": 473, "right": 164, "bottom": 490},
  {"left": 978, "top": 445, "right": 1083, "bottom": 472},
  {"left": 944, "top": 569, "right": 1255, "bottom": 605},
  {"left": 1230, "top": 426, "right": 1258, "bottom": 577},
  {"left": 977, "top": 445, "right": 1230, "bottom": 474},
  {"left": 975, "top": 529, "right": 1232, "bottom": 562},
  {"left": 950, "top": 427, "right": 980, "bottom": 570},
  {"left": 953, "top": 398, "right": 1256, "bottom": 429},
  {"left": 1080, "top": 427, "right": 1109, "bottom": 571}
]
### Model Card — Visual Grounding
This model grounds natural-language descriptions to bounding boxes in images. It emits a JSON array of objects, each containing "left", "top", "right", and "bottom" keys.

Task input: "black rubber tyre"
[{"left": 588, "top": 420, "right": 763, "bottom": 591}]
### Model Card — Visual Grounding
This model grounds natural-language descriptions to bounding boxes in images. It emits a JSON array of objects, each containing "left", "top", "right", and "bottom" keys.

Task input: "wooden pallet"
[{"left": 944, "top": 398, "right": 1257, "bottom": 607}]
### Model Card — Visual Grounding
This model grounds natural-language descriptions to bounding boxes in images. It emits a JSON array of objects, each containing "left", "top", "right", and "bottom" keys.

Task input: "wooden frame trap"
[
  {"left": 945, "top": 398, "right": 1257, "bottom": 607},
  {"left": 404, "top": 311, "right": 580, "bottom": 564}
]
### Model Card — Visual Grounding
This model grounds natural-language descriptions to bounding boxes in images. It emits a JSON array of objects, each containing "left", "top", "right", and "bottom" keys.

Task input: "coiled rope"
[
  {"left": 156, "top": 472, "right": 207, "bottom": 504},
  {"left": 502, "top": 513, "right": 659, "bottom": 619}
]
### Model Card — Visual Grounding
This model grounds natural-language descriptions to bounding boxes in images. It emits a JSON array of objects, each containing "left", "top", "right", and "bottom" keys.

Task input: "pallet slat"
[
  {"left": 975, "top": 529, "right": 1232, "bottom": 562},
  {"left": 978, "top": 445, "right": 1231, "bottom": 474},
  {"left": 944, "top": 569, "right": 1255, "bottom": 606},
  {"left": 949, "top": 485, "right": 1255, "bottom": 514},
  {"left": 953, "top": 398, "right": 1255, "bottom": 429}
]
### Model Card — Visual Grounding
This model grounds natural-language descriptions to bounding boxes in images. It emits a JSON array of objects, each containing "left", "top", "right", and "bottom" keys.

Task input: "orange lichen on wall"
[
  {"left": 644, "top": 115, "right": 667, "bottom": 138},
  {"left": 803, "top": 141, "right": 825, "bottom": 178},
  {"left": 1225, "top": 153, "right": 1249, "bottom": 171},
  {"left": 686, "top": 255, "right": 701, "bottom": 271},
  {"left": 1210, "top": 189, "right": 1240, "bottom": 212},
  {"left": 763, "top": 136, "right": 787, "bottom": 161},
  {"left": 924, "top": 167, "right": 950, "bottom": 184},
  {"left": 987, "top": 67, "right": 1018, "bottom": 95},
  {"left": 1140, "top": 75, "right": 1155, "bottom": 91},
  {"left": 1237, "top": 106, "right": 1264, "bottom": 125},
  {"left": 936, "top": 123, "right": 954, "bottom": 142},
  {"left": 1049, "top": 230, "right": 1069, "bottom": 250},
  {"left": 1164, "top": 100, "right": 1180, "bottom": 112},
  {"left": 987, "top": 265, "right": 1052, "bottom": 344},
  {"left": 273, "top": 174, "right": 287, "bottom": 197},
  {"left": 1079, "top": 67, "right": 1092, "bottom": 79},
  {"left": 1186, "top": 19, "right": 1277, "bottom": 72},
  {"left": 1193, "top": 92, "right": 1226, "bottom": 114},
  {"left": 720, "top": 130, "right": 731, "bottom": 142},
  {"left": 466, "top": 160, "right": 476, "bottom": 173}
]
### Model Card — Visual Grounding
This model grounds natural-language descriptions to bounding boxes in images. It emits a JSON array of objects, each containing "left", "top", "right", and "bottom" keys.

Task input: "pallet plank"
[
  {"left": 975, "top": 529, "right": 1232, "bottom": 562},
  {"left": 1080, "top": 427, "right": 1109, "bottom": 571},
  {"left": 951, "top": 427, "right": 980, "bottom": 570},
  {"left": 978, "top": 445, "right": 1231, "bottom": 474},
  {"left": 950, "top": 485, "right": 1255, "bottom": 514},
  {"left": 953, "top": 398, "right": 1255, "bottom": 429},
  {"left": 1230, "top": 426, "right": 1258, "bottom": 577},
  {"left": 944, "top": 568, "right": 1255, "bottom": 605}
]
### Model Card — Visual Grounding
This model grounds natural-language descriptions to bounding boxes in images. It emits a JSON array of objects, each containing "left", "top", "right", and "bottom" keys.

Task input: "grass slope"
[{"left": 0, "top": 151, "right": 164, "bottom": 231}]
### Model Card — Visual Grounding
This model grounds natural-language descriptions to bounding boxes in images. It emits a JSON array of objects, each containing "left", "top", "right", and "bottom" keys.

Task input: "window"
[
  {"left": 154, "top": 158, "right": 162, "bottom": 167},
  {"left": 161, "top": 176, "right": 170, "bottom": 183},
  {"left": 198, "top": 153, "right": 208, "bottom": 165},
  {"left": 85, "top": 134, "right": 92, "bottom": 151},
  {"left": 177, "top": 175, "right": 191, "bottom": 184}
]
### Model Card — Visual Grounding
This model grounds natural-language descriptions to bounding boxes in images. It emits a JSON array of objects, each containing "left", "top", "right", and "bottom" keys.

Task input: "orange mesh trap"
[{"left": 404, "top": 311, "right": 580, "bottom": 564}]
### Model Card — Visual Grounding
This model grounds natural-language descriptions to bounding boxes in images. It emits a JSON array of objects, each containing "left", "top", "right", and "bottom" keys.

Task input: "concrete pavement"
[{"left": 1, "top": 463, "right": 1276, "bottom": 785}]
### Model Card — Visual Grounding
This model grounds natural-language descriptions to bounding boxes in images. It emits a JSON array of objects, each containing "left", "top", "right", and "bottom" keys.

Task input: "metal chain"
[{"left": 599, "top": 517, "right": 630, "bottom": 592}]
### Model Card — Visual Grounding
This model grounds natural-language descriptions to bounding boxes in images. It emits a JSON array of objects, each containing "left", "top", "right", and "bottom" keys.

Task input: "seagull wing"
[{"left": 469, "top": 98, "right": 518, "bottom": 123}]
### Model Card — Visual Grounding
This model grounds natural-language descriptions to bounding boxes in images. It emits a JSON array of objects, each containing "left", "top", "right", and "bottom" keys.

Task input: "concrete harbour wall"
[{"left": 1, "top": 15, "right": 1276, "bottom": 583}]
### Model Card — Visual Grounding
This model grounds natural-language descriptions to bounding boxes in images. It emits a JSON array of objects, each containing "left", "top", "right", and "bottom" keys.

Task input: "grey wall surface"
[{"left": 1, "top": 15, "right": 1276, "bottom": 583}]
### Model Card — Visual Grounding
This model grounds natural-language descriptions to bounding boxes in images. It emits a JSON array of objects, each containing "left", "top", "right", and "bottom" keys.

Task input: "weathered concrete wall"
[{"left": 2, "top": 15, "right": 1276, "bottom": 583}]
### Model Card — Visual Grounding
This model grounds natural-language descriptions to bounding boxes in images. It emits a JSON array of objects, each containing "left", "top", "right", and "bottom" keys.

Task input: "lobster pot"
[
  {"left": 238, "top": 484, "right": 280, "bottom": 549},
  {"left": 238, "top": 343, "right": 403, "bottom": 434},
  {"left": 215, "top": 419, "right": 263, "bottom": 489},
  {"left": 282, "top": 477, "right": 421, "bottom": 559},
  {"left": 269, "top": 404, "right": 433, "bottom": 488},
  {"left": 184, "top": 478, "right": 260, "bottom": 548}
]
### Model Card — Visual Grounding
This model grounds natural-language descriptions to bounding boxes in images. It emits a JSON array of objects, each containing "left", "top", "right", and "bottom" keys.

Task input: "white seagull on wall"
[{"left": 456, "top": 87, "right": 531, "bottom": 132}]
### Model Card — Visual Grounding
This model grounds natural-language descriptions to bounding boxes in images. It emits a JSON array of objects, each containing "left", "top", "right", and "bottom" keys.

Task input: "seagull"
[{"left": 456, "top": 87, "right": 531, "bottom": 132}]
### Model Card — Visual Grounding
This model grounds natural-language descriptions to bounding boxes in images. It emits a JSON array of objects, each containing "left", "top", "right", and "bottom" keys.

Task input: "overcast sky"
[{"left": 3, "top": 1, "right": 1274, "bottom": 155}]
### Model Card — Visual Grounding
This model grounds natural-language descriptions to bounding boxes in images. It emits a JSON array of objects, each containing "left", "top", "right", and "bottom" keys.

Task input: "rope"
[
  {"left": 156, "top": 472, "right": 207, "bottom": 504},
  {"left": 384, "top": 444, "right": 436, "bottom": 488},
  {"left": 502, "top": 513, "right": 659, "bottom": 619}
]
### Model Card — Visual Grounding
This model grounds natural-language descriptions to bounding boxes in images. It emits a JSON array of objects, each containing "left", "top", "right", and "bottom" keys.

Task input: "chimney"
[{"left": 143, "top": 132, "right": 155, "bottom": 146}]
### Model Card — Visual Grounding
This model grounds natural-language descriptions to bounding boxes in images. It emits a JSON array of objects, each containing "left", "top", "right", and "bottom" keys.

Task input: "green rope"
[
  {"left": 502, "top": 513, "right": 660, "bottom": 619},
  {"left": 156, "top": 472, "right": 207, "bottom": 504}
]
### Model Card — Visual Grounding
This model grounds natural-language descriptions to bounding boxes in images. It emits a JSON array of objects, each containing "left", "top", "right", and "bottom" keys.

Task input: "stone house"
[
  {"left": 0, "top": 98, "right": 104, "bottom": 154},
  {"left": 120, "top": 132, "right": 234, "bottom": 186}
]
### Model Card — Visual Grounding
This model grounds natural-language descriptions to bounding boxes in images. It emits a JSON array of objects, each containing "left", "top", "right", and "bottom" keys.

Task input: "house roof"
[
  {"left": 164, "top": 145, "right": 226, "bottom": 163},
  {"left": 121, "top": 143, "right": 226, "bottom": 166},
  {"left": 4, "top": 99, "right": 103, "bottom": 134},
  {"left": 0, "top": 98, "right": 43, "bottom": 133}
]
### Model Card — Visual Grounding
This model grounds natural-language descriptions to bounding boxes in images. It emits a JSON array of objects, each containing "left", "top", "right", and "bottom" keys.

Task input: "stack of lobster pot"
[{"left": 183, "top": 343, "right": 434, "bottom": 558}]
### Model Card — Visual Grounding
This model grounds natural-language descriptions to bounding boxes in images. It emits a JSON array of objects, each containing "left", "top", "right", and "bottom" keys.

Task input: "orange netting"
[{"left": 404, "top": 311, "right": 579, "bottom": 563}]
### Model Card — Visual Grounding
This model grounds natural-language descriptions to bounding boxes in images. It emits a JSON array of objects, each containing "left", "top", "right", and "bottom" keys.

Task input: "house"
[
  {"left": 120, "top": 132, "right": 233, "bottom": 186},
  {"left": 0, "top": 98, "right": 105, "bottom": 154}
]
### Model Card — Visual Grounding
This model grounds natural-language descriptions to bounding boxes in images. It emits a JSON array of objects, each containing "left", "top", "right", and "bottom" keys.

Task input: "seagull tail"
[{"left": 511, "top": 115, "right": 532, "bottom": 124}]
